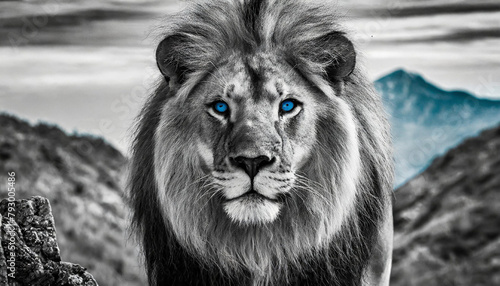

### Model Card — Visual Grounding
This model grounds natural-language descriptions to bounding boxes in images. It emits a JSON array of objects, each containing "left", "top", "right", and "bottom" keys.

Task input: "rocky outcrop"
[
  {"left": 391, "top": 125, "right": 500, "bottom": 286},
  {"left": 0, "top": 196, "right": 98, "bottom": 286}
]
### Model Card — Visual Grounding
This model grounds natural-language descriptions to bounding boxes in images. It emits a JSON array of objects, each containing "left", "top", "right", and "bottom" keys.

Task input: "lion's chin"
[{"left": 223, "top": 194, "right": 282, "bottom": 225}]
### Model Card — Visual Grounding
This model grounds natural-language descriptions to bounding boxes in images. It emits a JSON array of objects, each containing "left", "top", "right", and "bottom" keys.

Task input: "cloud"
[
  {"left": 356, "top": 3, "right": 500, "bottom": 18},
  {"left": 380, "top": 28, "right": 500, "bottom": 43}
]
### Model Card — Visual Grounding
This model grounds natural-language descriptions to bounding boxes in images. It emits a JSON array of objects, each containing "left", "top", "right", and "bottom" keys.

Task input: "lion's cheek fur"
[
  {"left": 285, "top": 112, "right": 318, "bottom": 172},
  {"left": 300, "top": 96, "right": 362, "bottom": 246},
  {"left": 154, "top": 104, "right": 210, "bottom": 253}
]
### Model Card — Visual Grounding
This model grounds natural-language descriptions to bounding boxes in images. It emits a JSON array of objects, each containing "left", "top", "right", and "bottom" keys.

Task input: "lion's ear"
[
  {"left": 318, "top": 33, "right": 356, "bottom": 81},
  {"left": 156, "top": 35, "right": 189, "bottom": 86}
]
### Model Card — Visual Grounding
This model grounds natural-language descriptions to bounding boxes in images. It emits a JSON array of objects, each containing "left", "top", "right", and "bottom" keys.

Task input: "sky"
[{"left": 0, "top": 0, "right": 499, "bottom": 154}]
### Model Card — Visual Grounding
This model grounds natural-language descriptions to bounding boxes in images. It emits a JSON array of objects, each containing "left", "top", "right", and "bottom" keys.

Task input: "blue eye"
[
  {"left": 213, "top": 101, "right": 229, "bottom": 114},
  {"left": 280, "top": 100, "right": 295, "bottom": 113}
]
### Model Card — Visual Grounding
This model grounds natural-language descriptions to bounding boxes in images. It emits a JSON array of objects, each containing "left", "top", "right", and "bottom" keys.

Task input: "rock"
[{"left": 0, "top": 196, "right": 98, "bottom": 286}]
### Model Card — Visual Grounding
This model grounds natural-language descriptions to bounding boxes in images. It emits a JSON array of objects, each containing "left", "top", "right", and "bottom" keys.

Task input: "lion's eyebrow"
[
  {"left": 275, "top": 81, "right": 284, "bottom": 96},
  {"left": 225, "top": 84, "right": 235, "bottom": 98}
]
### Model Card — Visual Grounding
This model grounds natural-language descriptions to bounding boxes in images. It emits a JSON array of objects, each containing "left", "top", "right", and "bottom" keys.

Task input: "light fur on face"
[{"left": 223, "top": 197, "right": 282, "bottom": 225}]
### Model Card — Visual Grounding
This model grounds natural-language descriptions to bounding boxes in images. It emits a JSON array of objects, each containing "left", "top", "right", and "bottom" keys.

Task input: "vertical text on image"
[{"left": 6, "top": 171, "right": 17, "bottom": 279}]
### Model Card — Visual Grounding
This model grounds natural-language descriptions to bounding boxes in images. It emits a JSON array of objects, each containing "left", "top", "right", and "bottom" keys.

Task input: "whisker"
[
  {"left": 197, "top": 187, "right": 222, "bottom": 216},
  {"left": 193, "top": 182, "right": 221, "bottom": 205},
  {"left": 293, "top": 175, "right": 336, "bottom": 210}
]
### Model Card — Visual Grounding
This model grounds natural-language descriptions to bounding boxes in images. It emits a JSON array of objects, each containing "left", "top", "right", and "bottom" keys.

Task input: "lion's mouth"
[{"left": 225, "top": 190, "right": 278, "bottom": 202}]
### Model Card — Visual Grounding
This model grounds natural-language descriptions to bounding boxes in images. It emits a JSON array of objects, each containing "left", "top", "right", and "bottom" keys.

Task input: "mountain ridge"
[
  {"left": 391, "top": 123, "right": 500, "bottom": 286},
  {"left": 375, "top": 68, "right": 500, "bottom": 185},
  {"left": 378, "top": 68, "right": 499, "bottom": 102}
]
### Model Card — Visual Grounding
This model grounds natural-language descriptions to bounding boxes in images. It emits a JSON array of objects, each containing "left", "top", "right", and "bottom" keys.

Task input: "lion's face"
[
  {"left": 154, "top": 43, "right": 361, "bottom": 277},
  {"left": 193, "top": 53, "right": 319, "bottom": 224}
]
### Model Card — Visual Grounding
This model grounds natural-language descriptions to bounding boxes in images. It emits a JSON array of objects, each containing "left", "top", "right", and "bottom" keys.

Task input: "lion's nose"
[{"left": 231, "top": 155, "right": 275, "bottom": 179}]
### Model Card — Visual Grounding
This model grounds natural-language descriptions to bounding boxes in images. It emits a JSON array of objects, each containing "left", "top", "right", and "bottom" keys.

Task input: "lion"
[{"left": 128, "top": 0, "right": 394, "bottom": 285}]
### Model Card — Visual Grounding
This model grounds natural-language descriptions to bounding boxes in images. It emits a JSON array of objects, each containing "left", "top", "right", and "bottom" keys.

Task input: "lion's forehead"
[{"left": 218, "top": 53, "right": 298, "bottom": 106}]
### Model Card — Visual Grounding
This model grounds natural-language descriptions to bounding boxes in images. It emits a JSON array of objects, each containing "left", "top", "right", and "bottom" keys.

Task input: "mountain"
[
  {"left": 391, "top": 124, "right": 500, "bottom": 286},
  {"left": 376, "top": 69, "right": 500, "bottom": 186},
  {"left": 0, "top": 113, "right": 146, "bottom": 286}
]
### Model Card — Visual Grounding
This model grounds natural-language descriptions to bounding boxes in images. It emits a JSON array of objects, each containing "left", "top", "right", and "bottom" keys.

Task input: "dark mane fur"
[{"left": 129, "top": 1, "right": 393, "bottom": 285}]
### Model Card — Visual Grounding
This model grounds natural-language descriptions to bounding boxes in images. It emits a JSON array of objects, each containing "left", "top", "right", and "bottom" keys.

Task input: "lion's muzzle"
[{"left": 214, "top": 116, "right": 294, "bottom": 224}]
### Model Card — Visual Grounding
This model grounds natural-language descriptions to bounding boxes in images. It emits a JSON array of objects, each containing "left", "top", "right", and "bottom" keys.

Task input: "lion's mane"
[{"left": 129, "top": 1, "right": 393, "bottom": 285}]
